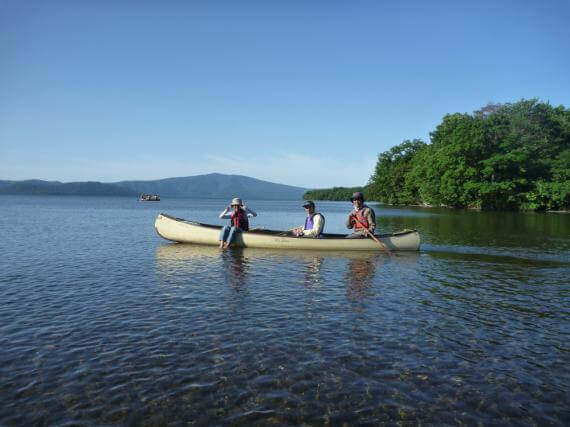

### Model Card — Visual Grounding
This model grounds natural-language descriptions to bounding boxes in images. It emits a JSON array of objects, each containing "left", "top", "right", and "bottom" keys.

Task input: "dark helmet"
[{"left": 350, "top": 191, "right": 364, "bottom": 202}]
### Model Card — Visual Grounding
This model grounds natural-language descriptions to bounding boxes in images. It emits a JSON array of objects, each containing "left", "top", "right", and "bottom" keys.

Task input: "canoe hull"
[{"left": 155, "top": 213, "right": 420, "bottom": 251}]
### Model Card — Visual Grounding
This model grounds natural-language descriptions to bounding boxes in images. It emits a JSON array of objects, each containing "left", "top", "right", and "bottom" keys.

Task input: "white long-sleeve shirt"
[
  {"left": 219, "top": 206, "right": 257, "bottom": 219},
  {"left": 299, "top": 212, "right": 325, "bottom": 238}
]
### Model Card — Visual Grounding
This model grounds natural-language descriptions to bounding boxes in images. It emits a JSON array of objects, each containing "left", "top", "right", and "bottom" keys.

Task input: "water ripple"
[{"left": 0, "top": 197, "right": 568, "bottom": 424}]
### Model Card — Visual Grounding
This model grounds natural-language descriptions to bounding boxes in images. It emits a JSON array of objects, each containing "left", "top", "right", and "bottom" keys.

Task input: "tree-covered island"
[
  {"left": 303, "top": 186, "right": 366, "bottom": 201},
  {"left": 305, "top": 99, "right": 569, "bottom": 211}
]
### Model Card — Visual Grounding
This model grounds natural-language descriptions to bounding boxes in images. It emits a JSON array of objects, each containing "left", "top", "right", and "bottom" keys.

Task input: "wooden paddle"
[{"left": 352, "top": 216, "right": 392, "bottom": 255}]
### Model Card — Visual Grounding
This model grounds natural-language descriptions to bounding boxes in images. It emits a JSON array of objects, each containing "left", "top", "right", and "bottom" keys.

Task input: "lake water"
[{"left": 1, "top": 195, "right": 569, "bottom": 425}]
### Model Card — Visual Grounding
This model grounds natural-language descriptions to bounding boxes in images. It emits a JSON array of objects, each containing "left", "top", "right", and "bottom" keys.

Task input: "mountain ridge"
[
  {"left": 0, "top": 174, "right": 307, "bottom": 200},
  {"left": 115, "top": 173, "right": 306, "bottom": 200}
]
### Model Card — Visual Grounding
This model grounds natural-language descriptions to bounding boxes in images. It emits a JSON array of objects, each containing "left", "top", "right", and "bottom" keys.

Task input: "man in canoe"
[
  {"left": 292, "top": 200, "right": 325, "bottom": 238},
  {"left": 218, "top": 198, "right": 257, "bottom": 249},
  {"left": 346, "top": 191, "right": 376, "bottom": 238}
]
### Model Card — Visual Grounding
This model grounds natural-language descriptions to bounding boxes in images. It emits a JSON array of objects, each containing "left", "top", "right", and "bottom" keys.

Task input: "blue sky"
[{"left": 1, "top": 0, "right": 569, "bottom": 187}]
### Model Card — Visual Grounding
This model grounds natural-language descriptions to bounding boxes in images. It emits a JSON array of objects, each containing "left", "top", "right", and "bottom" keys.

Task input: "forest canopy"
[
  {"left": 305, "top": 99, "right": 569, "bottom": 211},
  {"left": 304, "top": 186, "right": 367, "bottom": 201}
]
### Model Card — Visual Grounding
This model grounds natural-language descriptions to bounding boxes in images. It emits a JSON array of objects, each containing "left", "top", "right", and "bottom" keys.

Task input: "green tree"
[
  {"left": 405, "top": 114, "right": 485, "bottom": 208},
  {"left": 368, "top": 139, "right": 427, "bottom": 205},
  {"left": 478, "top": 99, "right": 569, "bottom": 209},
  {"left": 315, "top": 99, "right": 570, "bottom": 211},
  {"left": 303, "top": 186, "right": 368, "bottom": 201}
]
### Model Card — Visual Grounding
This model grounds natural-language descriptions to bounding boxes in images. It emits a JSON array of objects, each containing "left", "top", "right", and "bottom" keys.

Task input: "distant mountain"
[
  {"left": 0, "top": 180, "right": 137, "bottom": 196},
  {"left": 0, "top": 174, "right": 307, "bottom": 200},
  {"left": 115, "top": 173, "right": 306, "bottom": 200}
]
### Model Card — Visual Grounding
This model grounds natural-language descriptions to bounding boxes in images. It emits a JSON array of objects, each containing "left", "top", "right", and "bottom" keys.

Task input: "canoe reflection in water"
[
  {"left": 154, "top": 244, "right": 330, "bottom": 290},
  {"left": 154, "top": 244, "right": 418, "bottom": 297}
]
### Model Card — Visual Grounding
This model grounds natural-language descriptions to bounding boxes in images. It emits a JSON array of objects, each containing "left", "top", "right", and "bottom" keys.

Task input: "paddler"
[
  {"left": 292, "top": 200, "right": 325, "bottom": 238},
  {"left": 345, "top": 191, "right": 376, "bottom": 238}
]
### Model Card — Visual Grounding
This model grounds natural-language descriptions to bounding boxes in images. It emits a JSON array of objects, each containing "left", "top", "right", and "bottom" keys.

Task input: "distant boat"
[
  {"left": 139, "top": 194, "right": 160, "bottom": 201},
  {"left": 154, "top": 213, "right": 420, "bottom": 251}
]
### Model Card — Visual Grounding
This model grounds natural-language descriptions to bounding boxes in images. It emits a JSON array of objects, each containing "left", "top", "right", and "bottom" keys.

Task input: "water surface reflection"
[
  {"left": 224, "top": 249, "right": 250, "bottom": 292},
  {"left": 154, "top": 243, "right": 406, "bottom": 296},
  {"left": 345, "top": 256, "right": 378, "bottom": 300},
  {"left": 1, "top": 196, "right": 568, "bottom": 425}
]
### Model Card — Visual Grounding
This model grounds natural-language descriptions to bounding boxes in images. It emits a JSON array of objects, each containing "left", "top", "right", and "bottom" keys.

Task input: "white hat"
[{"left": 230, "top": 197, "right": 243, "bottom": 206}]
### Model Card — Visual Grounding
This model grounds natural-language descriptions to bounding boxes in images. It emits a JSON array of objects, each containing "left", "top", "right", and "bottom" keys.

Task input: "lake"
[{"left": 1, "top": 195, "right": 568, "bottom": 425}]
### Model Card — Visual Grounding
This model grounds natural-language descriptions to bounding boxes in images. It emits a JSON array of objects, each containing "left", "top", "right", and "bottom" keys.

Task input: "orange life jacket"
[{"left": 353, "top": 208, "right": 369, "bottom": 229}]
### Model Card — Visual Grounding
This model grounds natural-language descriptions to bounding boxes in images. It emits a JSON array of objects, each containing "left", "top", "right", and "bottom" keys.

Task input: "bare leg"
[{"left": 219, "top": 226, "right": 231, "bottom": 249}]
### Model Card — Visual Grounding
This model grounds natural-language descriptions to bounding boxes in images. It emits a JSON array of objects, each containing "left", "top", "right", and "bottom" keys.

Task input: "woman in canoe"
[{"left": 218, "top": 198, "right": 257, "bottom": 249}]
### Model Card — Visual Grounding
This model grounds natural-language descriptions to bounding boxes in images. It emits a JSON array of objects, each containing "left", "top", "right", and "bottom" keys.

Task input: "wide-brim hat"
[
  {"left": 350, "top": 191, "right": 364, "bottom": 201},
  {"left": 230, "top": 197, "right": 243, "bottom": 206}
]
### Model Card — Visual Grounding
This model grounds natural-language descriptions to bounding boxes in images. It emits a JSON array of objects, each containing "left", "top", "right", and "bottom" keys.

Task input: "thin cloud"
[
  {"left": 0, "top": 152, "right": 376, "bottom": 188},
  {"left": 202, "top": 153, "right": 375, "bottom": 188}
]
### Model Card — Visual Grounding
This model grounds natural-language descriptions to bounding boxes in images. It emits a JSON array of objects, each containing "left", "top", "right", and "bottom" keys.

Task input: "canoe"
[{"left": 155, "top": 213, "right": 420, "bottom": 251}]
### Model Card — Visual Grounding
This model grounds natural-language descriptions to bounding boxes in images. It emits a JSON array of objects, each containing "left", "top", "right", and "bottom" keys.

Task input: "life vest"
[
  {"left": 304, "top": 215, "right": 314, "bottom": 230},
  {"left": 353, "top": 208, "right": 369, "bottom": 230},
  {"left": 305, "top": 213, "right": 325, "bottom": 236},
  {"left": 231, "top": 208, "right": 249, "bottom": 231}
]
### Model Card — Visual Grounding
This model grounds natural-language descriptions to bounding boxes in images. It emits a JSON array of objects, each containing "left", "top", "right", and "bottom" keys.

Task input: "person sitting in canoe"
[
  {"left": 218, "top": 198, "right": 257, "bottom": 249},
  {"left": 292, "top": 200, "right": 325, "bottom": 238},
  {"left": 345, "top": 191, "right": 376, "bottom": 238}
]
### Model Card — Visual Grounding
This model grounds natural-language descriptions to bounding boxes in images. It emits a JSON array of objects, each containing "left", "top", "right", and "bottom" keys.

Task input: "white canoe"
[{"left": 155, "top": 213, "right": 420, "bottom": 251}]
